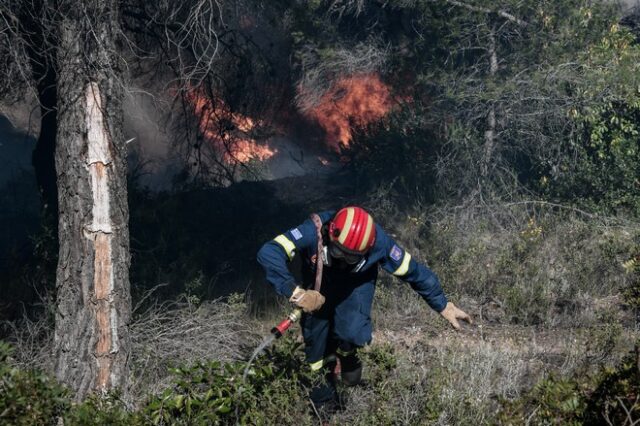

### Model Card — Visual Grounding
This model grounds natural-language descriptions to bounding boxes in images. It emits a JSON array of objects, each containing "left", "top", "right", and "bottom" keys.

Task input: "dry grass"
[
  {"left": 2, "top": 311, "right": 54, "bottom": 373},
  {"left": 367, "top": 194, "right": 640, "bottom": 328},
  {"left": 128, "top": 294, "right": 262, "bottom": 399},
  {"left": 1, "top": 194, "right": 637, "bottom": 423},
  {"left": 330, "top": 319, "right": 633, "bottom": 425},
  {"left": 2, "top": 293, "right": 264, "bottom": 402}
]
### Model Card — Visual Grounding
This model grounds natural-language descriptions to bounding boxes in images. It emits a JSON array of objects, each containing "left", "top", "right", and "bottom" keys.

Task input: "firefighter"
[{"left": 257, "top": 206, "right": 471, "bottom": 407}]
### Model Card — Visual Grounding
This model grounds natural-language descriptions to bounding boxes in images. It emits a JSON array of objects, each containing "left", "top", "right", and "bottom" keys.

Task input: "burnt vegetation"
[{"left": 1, "top": 0, "right": 640, "bottom": 424}]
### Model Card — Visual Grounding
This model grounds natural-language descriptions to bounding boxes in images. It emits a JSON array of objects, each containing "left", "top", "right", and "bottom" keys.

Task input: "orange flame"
[
  {"left": 188, "top": 89, "right": 276, "bottom": 163},
  {"left": 304, "top": 74, "right": 394, "bottom": 149}
]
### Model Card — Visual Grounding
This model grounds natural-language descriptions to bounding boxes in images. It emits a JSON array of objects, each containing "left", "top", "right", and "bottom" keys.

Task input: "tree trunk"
[
  {"left": 481, "top": 26, "right": 498, "bottom": 178},
  {"left": 54, "top": 0, "right": 131, "bottom": 400}
]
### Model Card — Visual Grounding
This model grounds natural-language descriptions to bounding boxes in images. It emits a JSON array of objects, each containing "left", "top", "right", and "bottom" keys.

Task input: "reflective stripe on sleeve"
[
  {"left": 274, "top": 234, "right": 296, "bottom": 260},
  {"left": 309, "top": 359, "right": 324, "bottom": 371},
  {"left": 393, "top": 252, "right": 412, "bottom": 276}
]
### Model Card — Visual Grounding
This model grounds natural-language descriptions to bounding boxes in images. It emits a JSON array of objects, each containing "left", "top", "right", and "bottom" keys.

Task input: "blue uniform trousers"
[{"left": 301, "top": 278, "right": 375, "bottom": 364}]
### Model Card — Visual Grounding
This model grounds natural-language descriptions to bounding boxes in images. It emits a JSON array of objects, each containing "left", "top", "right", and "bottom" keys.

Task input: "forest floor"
[{"left": 3, "top": 168, "right": 639, "bottom": 424}]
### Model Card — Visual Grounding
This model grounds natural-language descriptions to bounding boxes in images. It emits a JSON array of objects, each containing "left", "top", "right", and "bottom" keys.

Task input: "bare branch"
[{"left": 438, "top": 0, "right": 528, "bottom": 27}]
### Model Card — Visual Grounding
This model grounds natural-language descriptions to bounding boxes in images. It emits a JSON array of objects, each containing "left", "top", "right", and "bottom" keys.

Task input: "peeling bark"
[{"left": 54, "top": 0, "right": 130, "bottom": 400}]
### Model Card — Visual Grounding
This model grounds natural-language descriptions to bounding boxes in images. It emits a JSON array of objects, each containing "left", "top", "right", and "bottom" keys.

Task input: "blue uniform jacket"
[{"left": 257, "top": 211, "right": 448, "bottom": 313}]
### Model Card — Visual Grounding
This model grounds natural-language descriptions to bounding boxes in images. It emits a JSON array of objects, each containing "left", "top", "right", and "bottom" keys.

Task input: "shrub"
[
  {"left": 0, "top": 342, "right": 69, "bottom": 425},
  {"left": 622, "top": 242, "right": 640, "bottom": 312},
  {"left": 66, "top": 393, "right": 132, "bottom": 426},
  {"left": 128, "top": 294, "right": 261, "bottom": 399},
  {"left": 140, "top": 336, "right": 316, "bottom": 425},
  {"left": 547, "top": 26, "right": 640, "bottom": 215},
  {"left": 499, "top": 343, "right": 640, "bottom": 425},
  {"left": 412, "top": 204, "right": 637, "bottom": 327}
]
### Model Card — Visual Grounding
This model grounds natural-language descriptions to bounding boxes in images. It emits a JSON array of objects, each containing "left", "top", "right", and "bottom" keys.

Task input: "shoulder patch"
[
  {"left": 291, "top": 228, "right": 303, "bottom": 241},
  {"left": 390, "top": 244, "right": 403, "bottom": 262}
]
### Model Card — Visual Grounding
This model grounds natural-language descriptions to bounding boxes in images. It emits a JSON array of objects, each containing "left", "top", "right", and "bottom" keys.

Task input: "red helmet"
[{"left": 328, "top": 206, "right": 376, "bottom": 255}]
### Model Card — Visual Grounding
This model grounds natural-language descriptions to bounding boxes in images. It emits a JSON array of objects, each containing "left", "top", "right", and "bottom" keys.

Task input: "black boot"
[
  {"left": 337, "top": 343, "right": 363, "bottom": 386},
  {"left": 309, "top": 361, "right": 340, "bottom": 414}
]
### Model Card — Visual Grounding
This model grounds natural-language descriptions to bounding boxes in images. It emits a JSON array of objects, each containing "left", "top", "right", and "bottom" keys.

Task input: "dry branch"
[{"left": 128, "top": 296, "right": 261, "bottom": 398}]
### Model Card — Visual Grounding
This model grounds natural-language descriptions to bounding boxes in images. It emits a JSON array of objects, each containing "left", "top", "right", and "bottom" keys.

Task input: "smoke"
[
  {"left": 123, "top": 84, "right": 335, "bottom": 187},
  {"left": 257, "top": 136, "right": 334, "bottom": 180},
  {"left": 122, "top": 89, "right": 183, "bottom": 189}
]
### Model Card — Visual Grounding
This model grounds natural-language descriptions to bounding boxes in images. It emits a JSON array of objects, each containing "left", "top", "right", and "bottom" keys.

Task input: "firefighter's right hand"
[
  {"left": 289, "top": 287, "right": 325, "bottom": 313},
  {"left": 440, "top": 302, "right": 472, "bottom": 330}
]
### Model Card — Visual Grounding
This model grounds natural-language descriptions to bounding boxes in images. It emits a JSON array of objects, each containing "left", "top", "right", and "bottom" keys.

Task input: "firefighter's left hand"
[{"left": 440, "top": 302, "right": 472, "bottom": 330}]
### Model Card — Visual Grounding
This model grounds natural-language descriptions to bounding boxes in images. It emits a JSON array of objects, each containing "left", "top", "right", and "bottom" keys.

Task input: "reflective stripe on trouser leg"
[
  {"left": 309, "top": 359, "right": 324, "bottom": 371},
  {"left": 336, "top": 345, "right": 356, "bottom": 357},
  {"left": 309, "top": 354, "right": 337, "bottom": 372}
]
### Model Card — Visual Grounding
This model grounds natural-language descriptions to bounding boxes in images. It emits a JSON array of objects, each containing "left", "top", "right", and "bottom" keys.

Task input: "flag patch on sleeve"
[
  {"left": 291, "top": 228, "right": 303, "bottom": 240},
  {"left": 390, "top": 244, "right": 403, "bottom": 261}
]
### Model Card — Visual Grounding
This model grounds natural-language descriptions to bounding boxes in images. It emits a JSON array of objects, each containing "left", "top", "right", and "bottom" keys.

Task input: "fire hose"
[
  {"left": 270, "top": 213, "right": 325, "bottom": 338},
  {"left": 238, "top": 214, "right": 327, "bottom": 422},
  {"left": 242, "top": 214, "right": 325, "bottom": 383}
]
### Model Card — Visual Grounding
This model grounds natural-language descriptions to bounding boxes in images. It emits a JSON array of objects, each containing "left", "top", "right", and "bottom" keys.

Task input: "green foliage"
[
  {"left": 405, "top": 206, "right": 638, "bottom": 327},
  {"left": 499, "top": 343, "right": 640, "bottom": 425},
  {"left": 324, "top": 0, "right": 640, "bottom": 214},
  {"left": 66, "top": 393, "right": 132, "bottom": 426},
  {"left": 0, "top": 342, "right": 70, "bottom": 425},
  {"left": 339, "top": 343, "right": 429, "bottom": 425},
  {"left": 0, "top": 341, "right": 134, "bottom": 425},
  {"left": 0, "top": 337, "right": 319, "bottom": 425},
  {"left": 141, "top": 336, "right": 315, "bottom": 425},
  {"left": 499, "top": 375, "right": 588, "bottom": 425},
  {"left": 361, "top": 343, "right": 397, "bottom": 385},
  {"left": 584, "top": 349, "right": 640, "bottom": 425},
  {"left": 549, "top": 26, "right": 640, "bottom": 214}
]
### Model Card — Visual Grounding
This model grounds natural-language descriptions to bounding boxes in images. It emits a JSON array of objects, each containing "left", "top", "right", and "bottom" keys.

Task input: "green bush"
[
  {"left": 66, "top": 393, "right": 132, "bottom": 426},
  {"left": 500, "top": 375, "right": 587, "bottom": 425},
  {"left": 0, "top": 342, "right": 70, "bottom": 425},
  {"left": 0, "top": 337, "right": 321, "bottom": 425},
  {"left": 360, "top": 343, "right": 398, "bottom": 385},
  {"left": 140, "top": 336, "right": 316, "bottom": 425},
  {"left": 540, "top": 26, "right": 640, "bottom": 214},
  {"left": 0, "top": 341, "right": 134, "bottom": 426},
  {"left": 499, "top": 343, "right": 640, "bottom": 425},
  {"left": 622, "top": 243, "right": 640, "bottom": 310},
  {"left": 416, "top": 209, "right": 637, "bottom": 326},
  {"left": 584, "top": 348, "right": 640, "bottom": 425}
]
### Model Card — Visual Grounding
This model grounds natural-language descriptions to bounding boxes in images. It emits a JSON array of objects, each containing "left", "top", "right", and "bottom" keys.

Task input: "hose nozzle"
[{"left": 271, "top": 308, "right": 303, "bottom": 338}]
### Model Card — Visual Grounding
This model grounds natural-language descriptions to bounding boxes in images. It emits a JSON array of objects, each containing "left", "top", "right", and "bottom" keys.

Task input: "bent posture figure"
[{"left": 257, "top": 206, "right": 471, "bottom": 406}]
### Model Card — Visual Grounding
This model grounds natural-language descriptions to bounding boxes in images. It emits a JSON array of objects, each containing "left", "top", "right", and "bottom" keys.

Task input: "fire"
[
  {"left": 187, "top": 89, "right": 276, "bottom": 163},
  {"left": 304, "top": 74, "right": 395, "bottom": 149}
]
